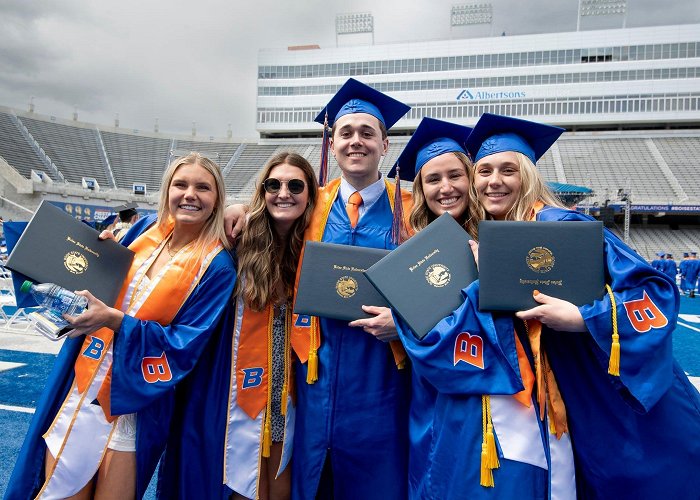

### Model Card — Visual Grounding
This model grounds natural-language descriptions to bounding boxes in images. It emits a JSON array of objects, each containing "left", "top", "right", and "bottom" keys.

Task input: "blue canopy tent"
[{"left": 547, "top": 181, "right": 593, "bottom": 206}]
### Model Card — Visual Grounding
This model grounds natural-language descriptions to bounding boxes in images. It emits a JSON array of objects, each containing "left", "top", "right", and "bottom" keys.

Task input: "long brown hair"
[
  {"left": 234, "top": 152, "right": 319, "bottom": 310},
  {"left": 470, "top": 152, "right": 566, "bottom": 223},
  {"left": 157, "top": 152, "right": 231, "bottom": 253},
  {"left": 408, "top": 151, "right": 479, "bottom": 239}
]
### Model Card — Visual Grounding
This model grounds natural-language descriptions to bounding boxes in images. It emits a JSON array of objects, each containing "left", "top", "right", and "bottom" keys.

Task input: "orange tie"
[{"left": 346, "top": 191, "right": 363, "bottom": 228}]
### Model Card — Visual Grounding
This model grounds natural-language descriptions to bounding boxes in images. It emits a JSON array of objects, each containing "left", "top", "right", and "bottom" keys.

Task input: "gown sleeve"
[
  {"left": 395, "top": 280, "right": 524, "bottom": 395},
  {"left": 109, "top": 251, "right": 236, "bottom": 415},
  {"left": 555, "top": 210, "right": 679, "bottom": 412}
]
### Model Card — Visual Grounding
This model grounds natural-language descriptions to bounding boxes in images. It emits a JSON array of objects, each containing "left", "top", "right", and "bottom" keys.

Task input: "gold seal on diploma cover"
[
  {"left": 336, "top": 276, "right": 358, "bottom": 298},
  {"left": 526, "top": 246, "right": 555, "bottom": 273},
  {"left": 64, "top": 251, "right": 88, "bottom": 274},
  {"left": 425, "top": 263, "right": 451, "bottom": 288}
]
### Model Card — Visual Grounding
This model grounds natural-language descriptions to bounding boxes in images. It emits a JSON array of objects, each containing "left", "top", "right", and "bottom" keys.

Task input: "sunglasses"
[{"left": 262, "top": 178, "right": 306, "bottom": 195}]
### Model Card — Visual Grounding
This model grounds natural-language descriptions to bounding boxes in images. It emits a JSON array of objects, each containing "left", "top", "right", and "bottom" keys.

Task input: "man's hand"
[
  {"left": 348, "top": 305, "right": 398, "bottom": 342},
  {"left": 224, "top": 204, "right": 248, "bottom": 244}
]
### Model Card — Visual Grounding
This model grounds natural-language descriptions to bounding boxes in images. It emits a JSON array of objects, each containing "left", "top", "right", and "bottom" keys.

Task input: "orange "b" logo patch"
[
  {"left": 142, "top": 352, "right": 173, "bottom": 383},
  {"left": 453, "top": 332, "right": 484, "bottom": 369},
  {"left": 623, "top": 290, "right": 668, "bottom": 333}
]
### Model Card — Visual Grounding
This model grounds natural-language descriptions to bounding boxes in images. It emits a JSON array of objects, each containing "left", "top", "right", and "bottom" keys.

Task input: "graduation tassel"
[
  {"left": 391, "top": 166, "right": 405, "bottom": 246},
  {"left": 262, "top": 305, "right": 273, "bottom": 458},
  {"left": 306, "top": 348, "right": 318, "bottom": 384},
  {"left": 480, "top": 395, "right": 497, "bottom": 487},
  {"left": 262, "top": 418, "right": 272, "bottom": 458},
  {"left": 605, "top": 284, "right": 621, "bottom": 376},
  {"left": 280, "top": 383, "right": 288, "bottom": 416},
  {"left": 480, "top": 442, "right": 494, "bottom": 488},
  {"left": 319, "top": 112, "right": 330, "bottom": 187}
]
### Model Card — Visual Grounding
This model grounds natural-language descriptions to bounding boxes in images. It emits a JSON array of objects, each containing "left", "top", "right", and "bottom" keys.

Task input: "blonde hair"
[
  {"left": 471, "top": 152, "right": 566, "bottom": 223},
  {"left": 234, "top": 152, "right": 319, "bottom": 311},
  {"left": 408, "top": 151, "right": 479, "bottom": 239},
  {"left": 157, "top": 152, "right": 231, "bottom": 254}
]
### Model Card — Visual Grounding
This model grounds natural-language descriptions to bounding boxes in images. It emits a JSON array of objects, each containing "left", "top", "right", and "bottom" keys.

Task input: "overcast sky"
[{"left": 1, "top": 0, "right": 698, "bottom": 139}]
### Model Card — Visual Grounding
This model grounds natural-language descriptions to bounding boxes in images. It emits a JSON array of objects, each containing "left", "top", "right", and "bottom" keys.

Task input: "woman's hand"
[
  {"left": 224, "top": 204, "right": 248, "bottom": 244},
  {"left": 468, "top": 239, "right": 479, "bottom": 269},
  {"left": 515, "top": 291, "right": 587, "bottom": 332},
  {"left": 99, "top": 230, "right": 116, "bottom": 241},
  {"left": 64, "top": 290, "right": 125, "bottom": 338},
  {"left": 348, "top": 305, "right": 398, "bottom": 342}
]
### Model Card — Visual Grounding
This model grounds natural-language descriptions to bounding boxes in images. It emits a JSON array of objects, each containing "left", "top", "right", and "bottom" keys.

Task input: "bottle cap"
[{"left": 20, "top": 280, "right": 34, "bottom": 294}]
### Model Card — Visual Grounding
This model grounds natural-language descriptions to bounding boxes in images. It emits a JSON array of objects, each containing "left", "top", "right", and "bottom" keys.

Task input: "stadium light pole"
[
  {"left": 577, "top": 0, "right": 627, "bottom": 31},
  {"left": 336, "top": 12, "right": 374, "bottom": 47},
  {"left": 618, "top": 187, "right": 632, "bottom": 244},
  {"left": 450, "top": 3, "right": 493, "bottom": 36}
]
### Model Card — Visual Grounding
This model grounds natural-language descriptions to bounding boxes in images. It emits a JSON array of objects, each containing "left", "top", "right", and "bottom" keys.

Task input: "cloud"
[{"left": 0, "top": 0, "right": 698, "bottom": 138}]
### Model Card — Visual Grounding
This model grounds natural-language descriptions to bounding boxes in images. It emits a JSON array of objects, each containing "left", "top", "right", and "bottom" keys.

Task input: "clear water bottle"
[
  {"left": 20, "top": 281, "right": 87, "bottom": 339},
  {"left": 21, "top": 281, "right": 88, "bottom": 316}
]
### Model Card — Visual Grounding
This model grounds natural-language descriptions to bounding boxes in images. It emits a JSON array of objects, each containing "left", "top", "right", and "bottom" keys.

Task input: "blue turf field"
[{"left": 1, "top": 297, "right": 699, "bottom": 497}]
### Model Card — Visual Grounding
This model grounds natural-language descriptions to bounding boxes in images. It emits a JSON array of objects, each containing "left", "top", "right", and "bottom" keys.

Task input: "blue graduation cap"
[
  {"left": 683, "top": 252, "right": 690, "bottom": 258},
  {"left": 692, "top": 252, "right": 698, "bottom": 257},
  {"left": 314, "top": 78, "right": 410, "bottom": 130},
  {"left": 466, "top": 113, "right": 565, "bottom": 164},
  {"left": 389, "top": 117, "right": 473, "bottom": 179},
  {"left": 102, "top": 213, "right": 117, "bottom": 227},
  {"left": 656, "top": 251, "right": 666, "bottom": 257}
]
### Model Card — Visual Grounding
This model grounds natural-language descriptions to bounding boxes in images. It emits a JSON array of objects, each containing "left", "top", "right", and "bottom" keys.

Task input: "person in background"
[
  {"left": 391, "top": 117, "right": 561, "bottom": 498},
  {"left": 466, "top": 113, "right": 700, "bottom": 499},
  {"left": 6, "top": 152, "right": 236, "bottom": 499},
  {"left": 160, "top": 152, "right": 318, "bottom": 499},
  {"left": 650, "top": 251, "right": 665, "bottom": 271},
  {"left": 679, "top": 252, "right": 690, "bottom": 295},
  {"left": 686, "top": 251, "right": 700, "bottom": 298},
  {"left": 112, "top": 202, "right": 140, "bottom": 242},
  {"left": 663, "top": 253, "right": 678, "bottom": 284}
]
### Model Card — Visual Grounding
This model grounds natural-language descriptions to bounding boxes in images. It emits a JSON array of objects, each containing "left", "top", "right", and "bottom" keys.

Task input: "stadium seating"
[{"left": 0, "top": 110, "right": 698, "bottom": 263}]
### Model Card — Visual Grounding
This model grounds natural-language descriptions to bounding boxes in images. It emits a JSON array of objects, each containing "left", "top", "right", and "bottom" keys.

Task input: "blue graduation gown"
[
  {"left": 5, "top": 215, "right": 236, "bottom": 499},
  {"left": 395, "top": 282, "right": 552, "bottom": 499},
  {"left": 157, "top": 302, "right": 236, "bottom": 499},
  {"left": 292, "top": 192, "right": 411, "bottom": 500},
  {"left": 537, "top": 206, "right": 700, "bottom": 499}
]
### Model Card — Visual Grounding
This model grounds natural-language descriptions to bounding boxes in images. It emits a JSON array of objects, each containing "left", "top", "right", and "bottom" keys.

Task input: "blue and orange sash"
[{"left": 73, "top": 219, "right": 223, "bottom": 421}]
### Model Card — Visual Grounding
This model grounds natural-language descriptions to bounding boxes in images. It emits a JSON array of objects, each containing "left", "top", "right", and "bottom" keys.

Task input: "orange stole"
[
  {"left": 290, "top": 178, "right": 413, "bottom": 383},
  {"left": 235, "top": 304, "right": 290, "bottom": 419},
  {"left": 74, "top": 220, "right": 223, "bottom": 421},
  {"left": 524, "top": 201, "right": 568, "bottom": 437}
]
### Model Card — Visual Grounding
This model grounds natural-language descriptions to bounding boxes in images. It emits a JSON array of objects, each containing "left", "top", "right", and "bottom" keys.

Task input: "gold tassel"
[
  {"left": 262, "top": 420, "right": 271, "bottom": 458},
  {"left": 280, "top": 383, "right": 288, "bottom": 416},
  {"left": 306, "top": 348, "right": 318, "bottom": 384},
  {"left": 608, "top": 332, "right": 620, "bottom": 376},
  {"left": 480, "top": 442, "right": 494, "bottom": 487},
  {"left": 397, "top": 359, "right": 406, "bottom": 370},
  {"left": 605, "top": 284, "right": 620, "bottom": 376},
  {"left": 480, "top": 395, "right": 496, "bottom": 488},
  {"left": 485, "top": 422, "right": 500, "bottom": 470}
]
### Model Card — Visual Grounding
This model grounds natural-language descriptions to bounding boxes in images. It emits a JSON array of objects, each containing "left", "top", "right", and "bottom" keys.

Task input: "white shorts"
[{"left": 107, "top": 413, "right": 137, "bottom": 452}]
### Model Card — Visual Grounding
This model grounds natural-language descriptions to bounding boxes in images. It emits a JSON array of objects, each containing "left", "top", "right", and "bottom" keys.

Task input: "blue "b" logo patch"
[
  {"left": 241, "top": 367, "right": 264, "bottom": 389},
  {"left": 82, "top": 336, "right": 105, "bottom": 360},
  {"left": 295, "top": 315, "right": 311, "bottom": 328}
]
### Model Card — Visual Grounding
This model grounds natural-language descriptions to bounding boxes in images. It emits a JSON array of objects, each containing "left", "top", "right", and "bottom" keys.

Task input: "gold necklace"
[{"left": 166, "top": 239, "right": 179, "bottom": 258}]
